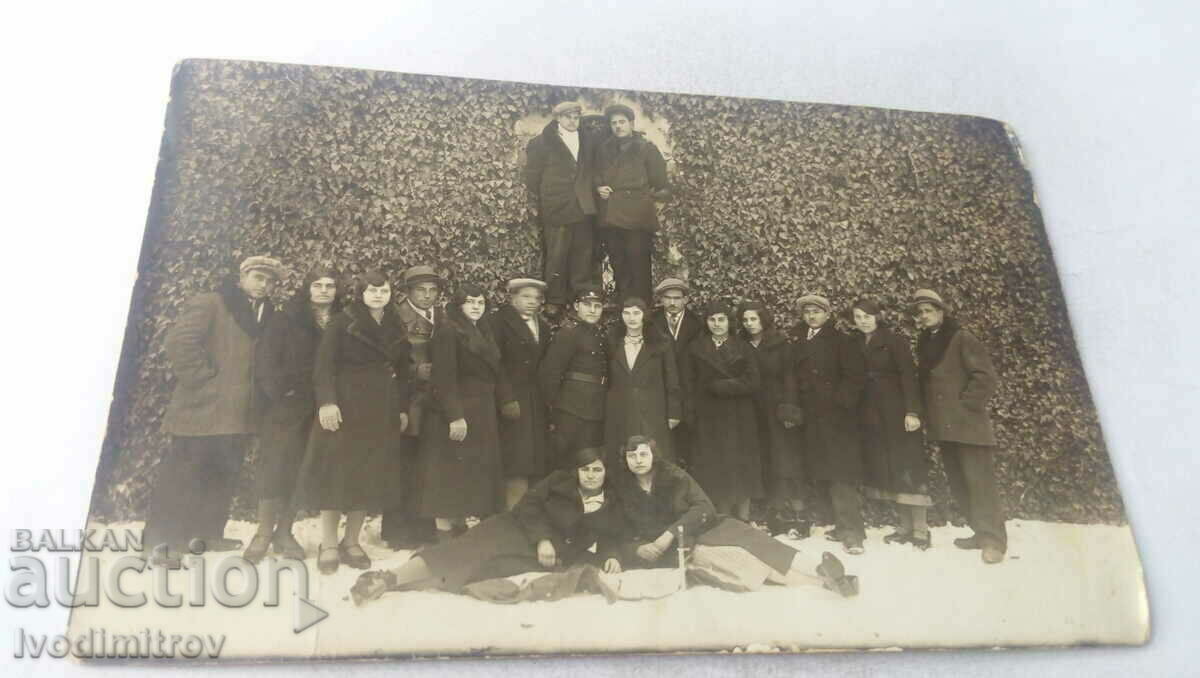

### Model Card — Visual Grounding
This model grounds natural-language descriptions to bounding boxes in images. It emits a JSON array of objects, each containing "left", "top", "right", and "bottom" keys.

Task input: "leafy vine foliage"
[{"left": 92, "top": 60, "right": 1122, "bottom": 525}]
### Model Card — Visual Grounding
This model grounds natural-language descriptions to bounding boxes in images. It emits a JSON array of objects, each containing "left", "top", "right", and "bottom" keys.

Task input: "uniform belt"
[{"left": 565, "top": 371, "right": 607, "bottom": 385}]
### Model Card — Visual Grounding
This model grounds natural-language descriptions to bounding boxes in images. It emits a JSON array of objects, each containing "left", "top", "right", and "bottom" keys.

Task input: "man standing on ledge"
[
  {"left": 911, "top": 288, "right": 1007, "bottom": 564},
  {"left": 525, "top": 101, "right": 597, "bottom": 319},
  {"left": 538, "top": 285, "right": 608, "bottom": 469},
  {"left": 146, "top": 255, "right": 282, "bottom": 568},
  {"left": 595, "top": 104, "right": 672, "bottom": 306}
]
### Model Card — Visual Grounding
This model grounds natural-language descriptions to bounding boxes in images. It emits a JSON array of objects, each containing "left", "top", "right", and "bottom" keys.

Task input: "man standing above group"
[
  {"left": 538, "top": 285, "right": 608, "bottom": 469},
  {"left": 488, "top": 278, "right": 552, "bottom": 508},
  {"left": 791, "top": 294, "right": 867, "bottom": 555},
  {"left": 146, "top": 256, "right": 282, "bottom": 568},
  {"left": 910, "top": 288, "right": 1007, "bottom": 564},
  {"left": 525, "top": 101, "right": 597, "bottom": 319},
  {"left": 649, "top": 277, "right": 703, "bottom": 466},
  {"left": 381, "top": 264, "right": 443, "bottom": 549},
  {"left": 594, "top": 104, "right": 672, "bottom": 305}
]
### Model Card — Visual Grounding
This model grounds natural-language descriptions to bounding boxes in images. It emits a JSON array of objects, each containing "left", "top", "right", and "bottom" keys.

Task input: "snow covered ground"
[{"left": 66, "top": 518, "right": 1147, "bottom": 660}]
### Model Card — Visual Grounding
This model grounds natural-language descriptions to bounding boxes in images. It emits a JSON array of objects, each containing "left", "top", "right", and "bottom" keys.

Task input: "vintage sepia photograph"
[{"left": 65, "top": 58, "right": 1146, "bottom": 660}]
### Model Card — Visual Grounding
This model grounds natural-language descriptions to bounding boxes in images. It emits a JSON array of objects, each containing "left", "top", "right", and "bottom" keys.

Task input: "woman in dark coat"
[
  {"left": 349, "top": 447, "right": 626, "bottom": 606},
  {"left": 303, "top": 270, "right": 411, "bottom": 574},
  {"left": 244, "top": 266, "right": 340, "bottom": 563},
  {"left": 739, "top": 302, "right": 806, "bottom": 536},
  {"left": 684, "top": 302, "right": 764, "bottom": 520},
  {"left": 851, "top": 299, "right": 931, "bottom": 549},
  {"left": 416, "top": 283, "right": 515, "bottom": 538},
  {"left": 604, "top": 297, "right": 682, "bottom": 463},
  {"left": 613, "top": 436, "right": 857, "bottom": 596}
]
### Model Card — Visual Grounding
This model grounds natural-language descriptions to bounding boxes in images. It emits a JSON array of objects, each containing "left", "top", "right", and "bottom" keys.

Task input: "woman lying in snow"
[
  {"left": 351, "top": 446, "right": 625, "bottom": 605},
  {"left": 614, "top": 435, "right": 858, "bottom": 596}
]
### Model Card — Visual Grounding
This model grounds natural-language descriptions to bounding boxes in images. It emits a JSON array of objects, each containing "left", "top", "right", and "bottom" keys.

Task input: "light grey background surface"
[{"left": 1, "top": 1, "right": 1195, "bottom": 675}]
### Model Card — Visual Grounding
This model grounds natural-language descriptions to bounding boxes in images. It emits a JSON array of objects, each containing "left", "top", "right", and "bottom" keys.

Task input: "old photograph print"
[{"left": 70, "top": 59, "right": 1146, "bottom": 660}]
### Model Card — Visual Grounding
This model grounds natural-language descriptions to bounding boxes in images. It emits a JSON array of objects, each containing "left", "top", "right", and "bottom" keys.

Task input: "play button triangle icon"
[{"left": 294, "top": 596, "right": 329, "bottom": 634}]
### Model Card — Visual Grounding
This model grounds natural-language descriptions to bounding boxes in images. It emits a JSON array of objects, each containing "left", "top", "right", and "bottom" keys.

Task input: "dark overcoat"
[
  {"left": 254, "top": 294, "right": 334, "bottom": 499},
  {"left": 685, "top": 336, "right": 765, "bottom": 505},
  {"left": 302, "top": 302, "right": 411, "bottom": 511},
  {"left": 417, "top": 312, "right": 514, "bottom": 518},
  {"left": 747, "top": 331, "right": 803, "bottom": 483},
  {"left": 538, "top": 317, "right": 609, "bottom": 422},
  {"left": 414, "top": 469, "right": 626, "bottom": 593},
  {"left": 854, "top": 327, "right": 928, "bottom": 495},
  {"left": 918, "top": 323, "right": 999, "bottom": 447},
  {"left": 162, "top": 280, "right": 274, "bottom": 436},
  {"left": 790, "top": 324, "right": 866, "bottom": 483},
  {"left": 395, "top": 298, "right": 441, "bottom": 437},
  {"left": 487, "top": 305, "right": 551, "bottom": 477},
  {"left": 612, "top": 460, "right": 795, "bottom": 573},
  {"left": 604, "top": 331, "right": 682, "bottom": 461},
  {"left": 593, "top": 132, "right": 671, "bottom": 231},
  {"left": 524, "top": 119, "right": 597, "bottom": 227}
]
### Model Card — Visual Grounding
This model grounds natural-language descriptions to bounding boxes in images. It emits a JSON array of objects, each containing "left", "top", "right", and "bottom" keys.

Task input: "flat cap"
[
  {"left": 797, "top": 294, "right": 832, "bottom": 313},
  {"left": 552, "top": 101, "right": 582, "bottom": 115},
  {"left": 507, "top": 277, "right": 547, "bottom": 293},
  {"left": 402, "top": 265, "right": 443, "bottom": 288},
  {"left": 909, "top": 288, "right": 948, "bottom": 311},
  {"left": 239, "top": 255, "right": 284, "bottom": 279},
  {"left": 654, "top": 278, "right": 689, "bottom": 296}
]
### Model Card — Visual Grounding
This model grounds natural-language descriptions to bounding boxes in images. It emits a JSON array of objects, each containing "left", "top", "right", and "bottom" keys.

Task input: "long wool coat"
[
  {"left": 414, "top": 469, "right": 626, "bottom": 593},
  {"left": 487, "top": 305, "right": 551, "bottom": 477},
  {"left": 685, "top": 336, "right": 765, "bottom": 505},
  {"left": 417, "top": 312, "right": 514, "bottom": 518},
  {"left": 253, "top": 294, "right": 335, "bottom": 499},
  {"left": 162, "top": 280, "right": 274, "bottom": 436},
  {"left": 790, "top": 324, "right": 866, "bottom": 484},
  {"left": 524, "top": 119, "right": 597, "bottom": 227},
  {"left": 604, "top": 332, "right": 683, "bottom": 462},
  {"left": 302, "top": 302, "right": 410, "bottom": 511},
  {"left": 854, "top": 327, "right": 928, "bottom": 496},
  {"left": 747, "top": 331, "right": 804, "bottom": 483},
  {"left": 593, "top": 132, "right": 671, "bottom": 231},
  {"left": 917, "top": 321, "right": 999, "bottom": 447}
]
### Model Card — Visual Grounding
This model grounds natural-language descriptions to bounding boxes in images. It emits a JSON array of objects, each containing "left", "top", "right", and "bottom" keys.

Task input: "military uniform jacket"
[{"left": 538, "top": 317, "right": 609, "bottom": 422}]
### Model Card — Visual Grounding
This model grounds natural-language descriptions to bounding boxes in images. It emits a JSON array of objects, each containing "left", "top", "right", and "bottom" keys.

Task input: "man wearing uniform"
[
  {"left": 381, "top": 264, "right": 443, "bottom": 549},
  {"left": 649, "top": 278, "right": 703, "bottom": 467},
  {"left": 538, "top": 284, "right": 608, "bottom": 469}
]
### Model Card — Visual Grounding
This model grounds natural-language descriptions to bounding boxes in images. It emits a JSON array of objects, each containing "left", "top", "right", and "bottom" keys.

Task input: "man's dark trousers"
[
  {"left": 940, "top": 442, "right": 1007, "bottom": 551},
  {"left": 544, "top": 219, "right": 595, "bottom": 306}
]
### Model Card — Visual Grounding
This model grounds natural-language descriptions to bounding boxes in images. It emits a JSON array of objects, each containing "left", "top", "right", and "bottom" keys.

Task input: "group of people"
[{"left": 139, "top": 99, "right": 1007, "bottom": 604}]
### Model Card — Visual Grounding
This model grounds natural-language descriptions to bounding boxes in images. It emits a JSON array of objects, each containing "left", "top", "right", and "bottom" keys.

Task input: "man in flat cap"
[
  {"left": 145, "top": 255, "right": 282, "bottom": 567},
  {"left": 487, "top": 278, "right": 553, "bottom": 507},
  {"left": 789, "top": 293, "right": 867, "bottom": 554},
  {"left": 539, "top": 284, "right": 608, "bottom": 470},
  {"left": 649, "top": 277, "right": 704, "bottom": 466},
  {"left": 594, "top": 104, "right": 672, "bottom": 305},
  {"left": 910, "top": 288, "right": 1007, "bottom": 564},
  {"left": 381, "top": 264, "right": 445, "bottom": 549},
  {"left": 525, "top": 101, "right": 598, "bottom": 319}
]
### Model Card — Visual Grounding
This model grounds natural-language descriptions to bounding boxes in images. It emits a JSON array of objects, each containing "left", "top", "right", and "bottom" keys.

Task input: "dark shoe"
[
  {"left": 318, "top": 545, "right": 339, "bottom": 575},
  {"left": 242, "top": 534, "right": 272, "bottom": 564},
  {"left": 824, "top": 528, "right": 842, "bottom": 543},
  {"left": 192, "top": 537, "right": 243, "bottom": 553},
  {"left": 954, "top": 535, "right": 982, "bottom": 550},
  {"left": 339, "top": 542, "right": 372, "bottom": 570},
  {"left": 882, "top": 530, "right": 912, "bottom": 545},
  {"left": 843, "top": 539, "right": 865, "bottom": 555},
  {"left": 767, "top": 510, "right": 811, "bottom": 539},
  {"left": 351, "top": 570, "right": 397, "bottom": 607},
  {"left": 148, "top": 544, "right": 182, "bottom": 570},
  {"left": 910, "top": 532, "right": 932, "bottom": 551},
  {"left": 816, "top": 552, "right": 859, "bottom": 598},
  {"left": 271, "top": 532, "right": 306, "bottom": 561},
  {"left": 982, "top": 544, "right": 1005, "bottom": 564}
]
